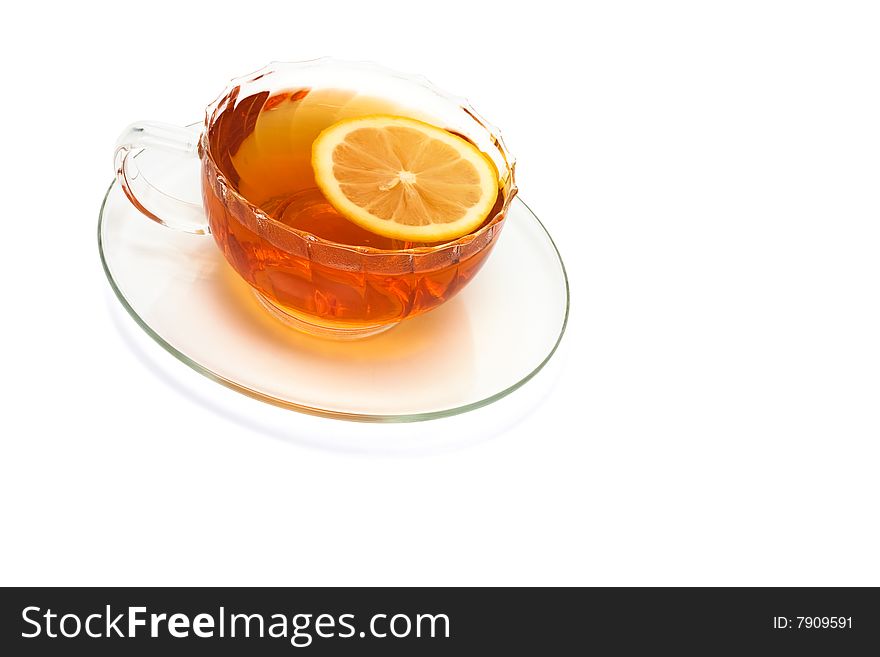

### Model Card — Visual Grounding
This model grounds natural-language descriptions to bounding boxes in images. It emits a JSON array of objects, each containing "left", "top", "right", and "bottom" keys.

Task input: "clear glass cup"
[{"left": 115, "top": 59, "right": 516, "bottom": 339}]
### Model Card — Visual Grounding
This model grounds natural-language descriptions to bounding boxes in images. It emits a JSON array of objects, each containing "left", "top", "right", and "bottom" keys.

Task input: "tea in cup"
[{"left": 115, "top": 59, "right": 516, "bottom": 338}]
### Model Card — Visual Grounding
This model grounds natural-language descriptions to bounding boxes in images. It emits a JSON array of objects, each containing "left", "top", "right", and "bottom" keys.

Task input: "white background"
[{"left": 1, "top": 0, "right": 878, "bottom": 585}]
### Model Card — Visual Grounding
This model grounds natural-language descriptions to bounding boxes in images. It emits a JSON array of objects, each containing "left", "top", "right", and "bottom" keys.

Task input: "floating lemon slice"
[{"left": 312, "top": 115, "right": 499, "bottom": 242}]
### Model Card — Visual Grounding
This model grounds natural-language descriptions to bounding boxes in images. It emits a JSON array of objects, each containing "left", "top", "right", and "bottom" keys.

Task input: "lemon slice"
[{"left": 312, "top": 115, "right": 499, "bottom": 242}]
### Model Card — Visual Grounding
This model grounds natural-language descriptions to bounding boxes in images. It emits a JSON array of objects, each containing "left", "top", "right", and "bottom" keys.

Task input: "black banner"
[{"left": 1, "top": 588, "right": 877, "bottom": 654}]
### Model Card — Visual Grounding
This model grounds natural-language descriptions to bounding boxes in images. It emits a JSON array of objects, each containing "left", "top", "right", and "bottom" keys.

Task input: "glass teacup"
[{"left": 114, "top": 59, "right": 516, "bottom": 339}]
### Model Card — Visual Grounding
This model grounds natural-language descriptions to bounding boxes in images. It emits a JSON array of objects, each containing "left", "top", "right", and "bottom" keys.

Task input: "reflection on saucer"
[{"left": 154, "top": 255, "right": 475, "bottom": 413}]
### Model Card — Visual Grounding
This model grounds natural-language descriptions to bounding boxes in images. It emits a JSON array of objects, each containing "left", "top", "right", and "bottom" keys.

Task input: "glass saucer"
[{"left": 98, "top": 149, "right": 569, "bottom": 422}]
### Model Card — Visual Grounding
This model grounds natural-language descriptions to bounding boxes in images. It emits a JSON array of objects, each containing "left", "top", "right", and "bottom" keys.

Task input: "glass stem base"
[{"left": 253, "top": 291, "right": 397, "bottom": 340}]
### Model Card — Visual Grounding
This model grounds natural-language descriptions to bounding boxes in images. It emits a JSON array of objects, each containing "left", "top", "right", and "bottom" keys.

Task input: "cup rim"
[{"left": 199, "top": 58, "right": 517, "bottom": 256}]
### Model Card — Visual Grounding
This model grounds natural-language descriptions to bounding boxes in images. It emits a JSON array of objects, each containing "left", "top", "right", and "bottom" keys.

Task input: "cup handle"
[{"left": 114, "top": 121, "right": 210, "bottom": 235}]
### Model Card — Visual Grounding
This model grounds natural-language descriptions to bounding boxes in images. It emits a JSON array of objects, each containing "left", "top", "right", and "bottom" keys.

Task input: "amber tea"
[{"left": 201, "top": 87, "right": 509, "bottom": 334}]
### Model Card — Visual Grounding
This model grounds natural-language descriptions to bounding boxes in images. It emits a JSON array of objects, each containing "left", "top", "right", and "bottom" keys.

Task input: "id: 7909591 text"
[{"left": 772, "top": 617, "right": 852, "bottom": 629}]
